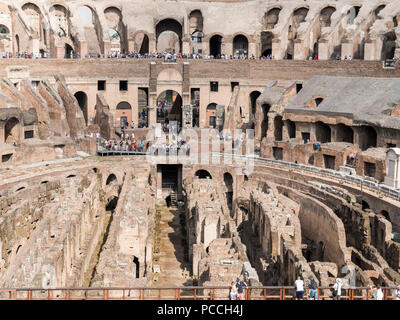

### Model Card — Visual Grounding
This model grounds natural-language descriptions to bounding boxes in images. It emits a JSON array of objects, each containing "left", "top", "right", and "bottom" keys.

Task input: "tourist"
[
  {"left": 307, "top": 277, "right": 318, "bottom": 300},
  {"left": 332, "top": 278, "right": 342, "bottom": 300},
  {"left": 374, "top": 284, "right": 384, "bottom": 300},
  {"left": 395, "top": 285, "right": 400, "bottom": 300},
  {"left": 295, "top": 275, "right": 304, "bottom": 300},
  {"left": 236, "top": 279, "right": 247, "bottom": 300},
  {"left": 230, "top": 281, "right": 238, "bottom": 300}
]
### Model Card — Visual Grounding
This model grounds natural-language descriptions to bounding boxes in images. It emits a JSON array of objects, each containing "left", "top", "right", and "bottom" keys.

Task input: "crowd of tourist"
[
  {"left": 151, "top": 134, "right": 190, "bottom": 155},
  {"left": 100, "top": 131, "right": 148, "bottom": 153}
]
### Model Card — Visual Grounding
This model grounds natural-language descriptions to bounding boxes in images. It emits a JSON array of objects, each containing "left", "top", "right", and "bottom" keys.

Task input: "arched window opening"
[
  {"left": 320, "top": 6, "right": 336, "bottom": 27},
  {"left": 374, "top": 5, "right": 386, "bottom": 19},
  {"left": 206, "top": 103, "right": 217, "bottom": 128},
  {"left": 249, "top": 91, "right": 261, "bottom": 116},
  {"left": 261, "top": 31, "right": 273, "bottom": 57},
  {"left": 65, "top": 44, "right": 73, "bottom": 59},
  {"left": 362, "top": 200, "right": 370, "bottom": 211},
  {"left": 347, "top": 6, "right": 361, "bottom": 25},
  {"left": 5, "top": 117, "right": 19, "bottom": 144},
  {"left": 264, "top": 8, "right": 281, "bottom": 29},
  {"left": 233, "top": 35, "right": 248, "bottom": 56},
  {"left": 293, "top": 7, "right": 309, "bottom": 26},
  {"left": 74, "top": 91, "right": 88, "bottom": 125},
  {"left": 195, "top": 170, "right": 212, "bottom": 179},
  {"left": 157, "top": 90, "right": 182, "bottom": 127},
  {"left": 116, "top": 101, "right": 132, "bottom": 127},
  {"left": 381, "top": 210, "right": 391, "bottom": 222},
  {"left": 209, "top": 35, "right": 222, "bottom": 58},
  {"left": 156, "top": 19, "right": 182, "bottom": 53}
]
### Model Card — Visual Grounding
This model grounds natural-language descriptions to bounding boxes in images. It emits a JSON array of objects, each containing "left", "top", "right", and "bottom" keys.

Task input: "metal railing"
[{"left": 0, "top": 286, "right": 397, "bottom": 300}]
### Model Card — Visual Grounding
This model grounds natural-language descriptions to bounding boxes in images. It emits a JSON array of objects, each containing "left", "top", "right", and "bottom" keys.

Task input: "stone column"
[
  {"left": 385, "top": 148, "right": 400, "bottom": 189},
  {"left": 248, "top": 42, "right": 256, "bottom": 57},
  {"left": 182, "top": 36, "right": 190, "bottom": 55},
  {"left": 0, "top": 123, "right": 4, "bottom": 143},
  {"left": 216, "top": 104, "right": 225, "bottom": 131},
  {"left": 55, "top": 45, "right": 65, "bottom": 59},
  {"left": 272, "top": 39, "right": 282, "bottom": 59},
  {"left": 364, "top": 41, "right": 376, "bottom": 60},
  {"left": 147, "top": 106, "right": 157, "bottom": 128},
  {"left": 128, "top": 39, "right": 135, "bottom": 52},
  {"left": 294, "top": 40, "right": 305, "bottom": 60},
  {"left": 182, "top": 104, "right": 193, "bottom": 128},
  {"left": 79, "top": 40, "right": 88, "bottom": 58},
  {"left": 149, "top": 37, "right": 156, "bottom": 53},
  {"left": 318, "top": 41, "right": 329, "bottom": 60},
  {"left": 341, "top": 42, "right": 353, "bottom": 59},
  {"left": 103, "top": 41, "right": 111, "bottom": 56}
]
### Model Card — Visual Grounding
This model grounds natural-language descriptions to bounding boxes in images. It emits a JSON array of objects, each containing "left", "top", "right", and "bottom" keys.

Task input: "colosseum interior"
[{"left": 0, "top": 0, "right": 399, "bottom": 301}]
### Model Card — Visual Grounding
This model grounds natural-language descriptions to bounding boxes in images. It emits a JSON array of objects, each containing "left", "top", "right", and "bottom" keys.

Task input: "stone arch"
[
  {"left": 381, "top": 210, "right": 391, "bottom": 222},
  {"left": 374, "top": 4, "right": 386, "bottom": 19},
  {"left": 133, "top": 31, "right": 149, "bottom": 54},
  {"left": 315, "top": 121, "right": 331, "bottom": 143},
  {"left": 336, "top": 124, "right": 354, "bottom": 143},
  {"left": 362, "top": 200, "right": 370, "bottom": 211},
  {"left": 261, "top": 31, "right": 273, "bottom": 57},
  {"left": 156, "top": 19, "right": 182, "bottom": 53},
  {"left": 359, "top": 125, "right": 377, "bottom": 150},
  {"left": 209, "top": 34, "right": 223, "bottom": 57},
  {"left": 320, "top": 6, "right": 336, "bottom": 27},
  {"left": 306, "top": 96, "right": 325, "bottom": 108},
  {"left": 347, "top": 5, "right": 361, "bottom": 25},
  {"left": 381, "top": 31, "right": 396, "bottom": 60},
  {"left": 249, "top": 91, "right": 261, "bottom": 116},
  {"left": 232, "top": 34, "right": 248, "bottom": 56},
  {"left": 264, "top": 7, "right": 281, "bottom": 29},
  {"left": 293, "top": 6, "right": 309, "bottom": 26},
  {"left": 116, "top": 101, "right": 132, "bottom": 127},
  {"left": 77, "top": 5, "right": 102, "bottom": 56},
  {"left": 104, "top": 6, "right": 126, "bottom": 54},
  {"left": 206, "top": 103, "right": 217, "bottom": 128},
  {"left": 189, "top": 10, "right": 203, "bottom": 33},
  {"left": 74, "top": 91, "right": 88, "bottom": 125},
  {"left": 4, "top": 117, "right": 20, "bottom": 144},
  {"left": 157, "top": 90, "right": 182, "bottom": 126},
  {"left": 157, "top": 68, "right": 183, "bottom": 82},
  {"left": 21, "top": 2, "right": 43, "bottom": 40},
  {"left": 195, "top": 169, "right": 212, "bottom": 179},
  {"left": 286, "top": 119, "right": 296, "bottom": 139}
]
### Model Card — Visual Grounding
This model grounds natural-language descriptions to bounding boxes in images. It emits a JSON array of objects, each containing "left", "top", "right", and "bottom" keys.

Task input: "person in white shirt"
[
  {"left": 295, "top": 275, "right": 304, "bottom": 300},
  {"left": 333, "top": 278, "right": 342, "bottom": 300},
  {"left": 395, "top": 285, "right": 400, "bottom": 300},
  {"left": 374, "top": 285, "right": 384, "bottom": 300}
]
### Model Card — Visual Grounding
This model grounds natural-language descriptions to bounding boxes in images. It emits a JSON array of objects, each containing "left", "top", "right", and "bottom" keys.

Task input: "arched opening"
[
  {"left": 315, "top": 121, "right": 331, "bottom": 143},
  {"left": 320, "top": 6, "right": 336, "bottom": 27},
  {"left": 77, "top": 6, "right": 101, "bottom": 56},
  {"left": 381, "top": 31, "right": 396, "bottom": 60},
  {"left": 4, "top": 117, "right": 20, "bottom": 144},
  {"left": 362, "top": 200, "right": 370, "bottom": 211},
  {"left": 74, "top": 91, "right": 88, "bottom": 125},
  {"left": 293, "top": 7, "right": 309, "bottom": 25},
  {"left": 156, "top": 19, "right": 182, "bottom": 53},
  {"left": 206, "top": 103, "right": 217, "bottom": 128},
  {"left": 116, "top": 101, "right": 132, "bottom": 127},
  {"left": 264, "top": 7, "right": 281, "bottom": 29},
  {"left": 250, "top": 91, "right": 261, "bottom": 116},
  {"left": 347, "top": 6, "right": 361, "bottom": 25},
  {"left": 133, "top": 256, "right": 140, "bottom": 278},
  {"left": 261, "top": 104, "right": 271, "bottom": 139},
  {"left": 64, "top": 43, "right": 73, "bottom": 58},
  {"left": 22, "top": 3, "right": 42, "bottom": 40},
  {"left": 157, "top": 90, "right": 182, "bottom": 126},
  {"left": 381, "top": 210, "right": 391, "bottom": 222},
  {"left": 195, "top": 169, "right": 212, "bottom": 179},
  {"left": 189, "top": 10, "right": 203, "bottom": 55},
  {"left": 50, "top": 5, "right": 69, "bottom": 41},
  {"left": 0, "top": 25, "right": 10, "bottom": 53},
  {"left": 134, "top": 32, "right": 149, "bottom": 54},
  {"left": 138, "top": 88, "right": 148, "bottom": 128},
  {"left": 274, "top": 116, "right": 283, "bottom": 141},
  {"left": 108, "top": 29, "right": 121, "bottom": 55},
  {"left": 233, "top": 34, "right": 248, "bottom": 56},
  {"left": 261, "top": 31, "right": 273, "bottom": 57},
  {"left": 336, "top": 124, "right": 354, "bottom": 143},
  {"left": 286, "top": 120, "right": 296, "bottom": 138},
  {"left": 209, "top": 35, "right": 222, "bottom": 58},
  {"left": 106, "top": 173, "right": 117, "bottom": 185},
  {"left": 104, "top": 7, "right": 126, "bottom": 54},
  {"left": 359, "top": 126, "right": 377, "bottom": 150},
  {"left": 374, "top": 5, "right": 386, "bottom": 19}
]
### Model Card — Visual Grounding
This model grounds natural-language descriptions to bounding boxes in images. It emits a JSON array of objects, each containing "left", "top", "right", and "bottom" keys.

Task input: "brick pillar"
[
  {"left": 182, "top": 104, "right": 193, "bottom": 128},
  {"left": 103, "top": 41, "right": 111, "bottom": 56},
  {"left": 148, "top": 106, "right": 157, "bottom": 128},
  {"left": 364, "top": 41, "right": 376, "bottom": 61},
  {"left": 318, "top": 41, "right": 329, "bottom": 60},
  {"left": 79, "top": 40, "right": 88, "bottom": 58},
  {"left": 272, "top": 39, "right": 282, "bottom": 59},
  {"left": 341, "top": 42, "right": 353, "bottom": 59}
]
